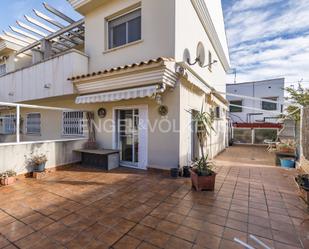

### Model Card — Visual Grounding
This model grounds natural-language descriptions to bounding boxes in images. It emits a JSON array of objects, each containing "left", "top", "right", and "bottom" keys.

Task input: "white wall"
[
  {"left": 227, "top": 78, "right": 285, "bottom": 123},
  {"left": 179, "top": 78, "right": 228, "bottom": 167},
  {"left": 0, "top": 139, "right": 85, "bottom": 175},
  {"left": 175, "top": 0, "right": 228, "bottom": 93},
  {"left": 0, "top": 50, "right": 88, "bottom": 103},
  {"left": 84, "top": 0, "right": 175, "bottom": 72}
]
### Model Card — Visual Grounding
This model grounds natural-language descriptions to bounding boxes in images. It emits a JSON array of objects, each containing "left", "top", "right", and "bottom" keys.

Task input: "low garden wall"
[{"left": 0, "top": 139, "right": 86, "bottom": 175}]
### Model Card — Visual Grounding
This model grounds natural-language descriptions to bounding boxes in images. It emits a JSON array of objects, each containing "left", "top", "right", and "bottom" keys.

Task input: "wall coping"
[{"left": 0, "top": 138, "right": 87, "bottom": 147}]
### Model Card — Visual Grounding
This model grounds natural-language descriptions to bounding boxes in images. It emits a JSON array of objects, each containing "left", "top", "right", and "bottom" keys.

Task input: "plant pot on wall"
[
  {"left": 0, "top": 170, "right": 17, "bottom": 186},
  {"left": 190, "top": 169, "right": 216, "bottom": 191},
  {"left": 33, "top": 163, "right": 46, "bottom": 172},
  {"left": 1, "top": 177, "right": 16, "bottom": 186}
]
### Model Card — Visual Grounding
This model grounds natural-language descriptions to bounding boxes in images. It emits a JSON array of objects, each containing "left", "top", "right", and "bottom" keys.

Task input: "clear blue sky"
[{"left": 1, "top": 0, "right": 309, "bottom": 85}]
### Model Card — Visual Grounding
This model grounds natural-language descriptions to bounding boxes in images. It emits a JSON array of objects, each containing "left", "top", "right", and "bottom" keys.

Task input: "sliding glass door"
[{"left": 117, "top": 109, "right": 139, "bottom": 167}]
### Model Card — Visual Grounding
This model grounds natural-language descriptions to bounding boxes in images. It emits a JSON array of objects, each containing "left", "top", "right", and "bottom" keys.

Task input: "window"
[
  {"left": 230, "top": 100, "right": 243, "bottom": 112},
  {"left": 0, "top": 64, "right": 6, "bottom": 76},
  {"left": 208, "top": 51, "right": 212, "bottom": 70},
  {"left": 262, "top": 97, "right": 278, "bottom": 110},
  {"left": 108, "top": 8, "right": 141, "bottom": 49},
  {"left": 26, "top": 113, "right": 41, "bottom": 134},
  {"left": 3, "top": 114, "right": 16, "bottom": 134},
  {"left": 62, "top": 111, "right": 84, "bottom": 136},
  {"left": 215, "top": 106, "right": 221, "bottom": 119}
]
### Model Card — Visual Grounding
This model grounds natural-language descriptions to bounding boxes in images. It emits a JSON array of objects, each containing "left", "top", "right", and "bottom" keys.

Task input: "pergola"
[{"left": 0, "top": 2, "right": 84, "bottom": 59}]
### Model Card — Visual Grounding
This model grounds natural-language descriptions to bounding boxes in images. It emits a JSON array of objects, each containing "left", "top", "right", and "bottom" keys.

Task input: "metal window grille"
[
  {"left": 0, "top": 64, "right": 6, "bottom": 76},
  {"left": 4, "top": 114, "right": 16, "bottom": 134},
  {"left": 26, "top": 113, "right": 41, "bottom": 134},
  {"left": 62, "top": 111, "right": 84, "bottom": 136}
]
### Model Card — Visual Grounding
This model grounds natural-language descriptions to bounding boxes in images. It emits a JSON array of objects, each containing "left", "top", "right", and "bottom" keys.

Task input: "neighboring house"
[
  {"left": 227, "top": 78, "right": 285, "bottom": 123},
  {"left": 226, "top": 78, "right": 285, "bottom": 144},
  {"left": 0, "top": 0, "right": 230, "bottom": 173}
]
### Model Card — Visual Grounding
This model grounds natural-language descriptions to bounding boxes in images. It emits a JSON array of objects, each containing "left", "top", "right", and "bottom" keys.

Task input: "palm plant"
[{"left": 188, "top": 105, "right": 215, "bottom": 175}]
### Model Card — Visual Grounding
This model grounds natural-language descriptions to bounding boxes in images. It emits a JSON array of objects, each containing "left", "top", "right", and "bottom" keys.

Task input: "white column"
[{"left": 16, "top": 105, "right": 20, "bottom": 143}]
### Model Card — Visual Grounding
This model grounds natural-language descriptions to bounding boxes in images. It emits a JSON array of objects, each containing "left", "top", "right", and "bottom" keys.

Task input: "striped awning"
[{"left": 75, "top": 85, "right": 158, "bottom": 104}]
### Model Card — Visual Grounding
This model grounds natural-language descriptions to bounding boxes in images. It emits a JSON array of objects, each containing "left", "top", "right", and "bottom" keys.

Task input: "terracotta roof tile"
[{"left": 68, "top": 57, "right": 174, "bottom": 81}]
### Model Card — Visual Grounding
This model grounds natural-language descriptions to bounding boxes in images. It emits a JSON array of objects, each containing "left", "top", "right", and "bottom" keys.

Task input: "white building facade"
[
  {"left": 0, "top": 0, "right": 230, "bottom": 173},
  {"left": 227, "top": 78, "right": 285, "bottom": 123}
]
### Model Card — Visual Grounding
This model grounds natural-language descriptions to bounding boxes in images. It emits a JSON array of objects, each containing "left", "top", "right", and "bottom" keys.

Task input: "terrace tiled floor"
[{"left": 0, "top": 145, "right": 309, "bottom": 249}]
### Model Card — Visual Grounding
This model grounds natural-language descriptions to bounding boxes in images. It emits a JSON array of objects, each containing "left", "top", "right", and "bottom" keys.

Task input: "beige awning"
[{"left": 75, "top": 85, "right": 158, "bottom": 104}]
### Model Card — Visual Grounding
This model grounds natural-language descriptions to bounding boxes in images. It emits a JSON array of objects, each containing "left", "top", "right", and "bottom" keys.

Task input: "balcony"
[{"left": 0, "top": 49, "right": 88, "bottom": 103}]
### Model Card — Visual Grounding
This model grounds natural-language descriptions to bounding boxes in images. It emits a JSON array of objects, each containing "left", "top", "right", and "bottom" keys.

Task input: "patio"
[{"left": 0, "top": 146, "right": 309, "bottom": 249}]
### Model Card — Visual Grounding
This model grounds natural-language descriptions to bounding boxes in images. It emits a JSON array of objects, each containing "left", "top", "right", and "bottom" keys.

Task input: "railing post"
[{"left": 16, "top": 105, "right": 20, "bottom": 143}]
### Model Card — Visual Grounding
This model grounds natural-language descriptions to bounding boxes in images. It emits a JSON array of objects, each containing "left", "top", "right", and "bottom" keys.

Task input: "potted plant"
[
  {"left": 27, "top": 154, "right": 48, "bottom": 172},
  {"left": 0, "top": 170, "right": 17, "bottom": 186},
  {"left": 188, "top": 105, "right": 216, "bottom": 191},
  {"left": 295, "top": 174, "right": 309, "bottom": 207},
  {"left": 277, "top": 140, "right": 296, "bottom": 153},
  {"left": 190, "top": 156, "right": 216, "bottom": 191}
]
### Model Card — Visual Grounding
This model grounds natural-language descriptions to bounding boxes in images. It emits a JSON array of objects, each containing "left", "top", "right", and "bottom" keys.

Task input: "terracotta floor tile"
[
  {"left": 144, "top": 230, "right": 170, "bottom": 248},
  {"left": 0, "top": 221, "right": 34, "bottom": 242},
  {"left": 129, "top": 224, "right": 153, "bottom": 240},
  {"left": 113, "top": 235, "right": 141, "bottom": 249},
  {"left": 166, "top": 213, "right": 186, "bottom": 224},
  {"left": 223, "top": 227, "right": 247, "bottom": 242},
  {"left": 157, "top": 220, "right": 179, "bottom": 235},
  {"left": 272, "top": 230, "right": 302, "bottom": 247},
  {"left": 182, "top": 217, "right": 204, "bottom": 231},
  {"left": 0, "top": 235, "right": 10, "bottom": 248},
  {"left": 196, "top": 232, "right": 221, "bottom": 249},
  {"left": 164, "top": 236, "right": 193, "bottom": 249},
  {"left": 225, "top": 219, "right": 248, "bottom": 233},
  {"left": 97, "top": 228, "right": 123, "bottom": 246},
  {"left": 137, "top": 242, "right": 160, "bottom": 249},
  {"left": 248, "top": 223, "right": 273, "bottom": 240},
  {"left": 219, "top": 238, "right": 246, "bottom": 249},
  {"left": 174, "top": 226, "right": 198, "bottom": 242},
  {"left": 140, "top": 216, "right": 161, "bottom": 229}
]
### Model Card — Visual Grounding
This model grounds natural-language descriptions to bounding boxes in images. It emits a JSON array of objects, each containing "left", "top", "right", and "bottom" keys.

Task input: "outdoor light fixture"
[{"left": 155, "top": 94, "right": 162, "bottom": 105}]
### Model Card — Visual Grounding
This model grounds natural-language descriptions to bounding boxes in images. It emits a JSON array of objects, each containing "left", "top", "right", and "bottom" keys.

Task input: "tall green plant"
[{"left": 188, "top": 105, "right": 215, "bottom": 160}]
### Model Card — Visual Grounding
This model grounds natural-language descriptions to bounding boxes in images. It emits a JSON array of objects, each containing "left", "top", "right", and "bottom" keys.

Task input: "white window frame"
[
  {"left": 62, "top": 111, "right": 85, "bottom": 137},
  {"left": 107, "top": 7, "right": 142, "bottom": 50},
  {"left": 26, "top": 113, "right": 41, "bottom": 135}
]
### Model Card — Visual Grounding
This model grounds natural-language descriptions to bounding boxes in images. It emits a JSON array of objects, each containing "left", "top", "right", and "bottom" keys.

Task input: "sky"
[{"left": 0, "top": 0, "right": 309, "bottom": 87}]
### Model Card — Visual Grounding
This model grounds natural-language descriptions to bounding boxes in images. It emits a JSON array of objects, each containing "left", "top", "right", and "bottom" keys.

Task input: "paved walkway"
[{"left": 0, "top": 146, "right": 308, "bottom": 249}]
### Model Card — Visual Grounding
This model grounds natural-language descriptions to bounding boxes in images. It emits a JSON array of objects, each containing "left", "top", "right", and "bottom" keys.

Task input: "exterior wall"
[
  {"left": 175, "top": 0, "right": 228, "bottom": 92},
  {"left": 15, "top": 86, "right": 180, "bottom": 169},
  {"left": 0, "top": 139, "right": 85, "bottom": 175},
  {"left": 84, "top": 0, "right": 176, "bottom": 72},
  {"left": 0, "top": 50, "right": 88, "bottom": 103},
  {"left": 179, "top": 78, "right": 228, "bottom": 167},
  {"left": 227, "top": 78, "right": 285, "bottom": 123}
]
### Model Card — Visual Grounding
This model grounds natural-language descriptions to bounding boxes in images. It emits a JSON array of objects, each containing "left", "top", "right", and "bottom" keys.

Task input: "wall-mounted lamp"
[{"left": 155, "top": 94, "right": 162, "bottom": 105}]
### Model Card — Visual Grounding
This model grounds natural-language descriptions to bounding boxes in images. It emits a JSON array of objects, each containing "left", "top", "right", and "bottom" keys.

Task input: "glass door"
[{"left": 117, "top": 109, "right": 139, "bottom": 167}]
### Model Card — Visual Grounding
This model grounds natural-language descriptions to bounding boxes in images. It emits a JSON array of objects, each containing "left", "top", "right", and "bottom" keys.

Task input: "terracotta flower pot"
[
  {"left": 190, "top": 169, "right": 216, "bottom": 191},
  {"left": 1, "top": 177, "right": 16, "bottom": 186}
]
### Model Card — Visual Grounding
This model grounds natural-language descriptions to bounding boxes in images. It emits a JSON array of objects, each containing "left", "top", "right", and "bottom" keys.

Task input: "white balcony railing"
[{"left": 0, "top": 49, "right": 88, "bottom": 103}]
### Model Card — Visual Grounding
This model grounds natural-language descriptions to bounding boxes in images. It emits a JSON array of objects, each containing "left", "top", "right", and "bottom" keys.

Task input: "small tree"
[{"left": 285, "top": 84, "right": 309, "bottom": 120}]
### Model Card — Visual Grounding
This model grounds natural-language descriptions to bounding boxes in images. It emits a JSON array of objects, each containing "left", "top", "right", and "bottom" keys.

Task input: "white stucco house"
[
  {"left": 226, "top": 78, "right": 285, "bottom": 123},
  {"left": 226, "top": 78, "right": 285, "bottom": 144},
  {"left": 0, "top": 0, "right": 230, "bottom": 174}
]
